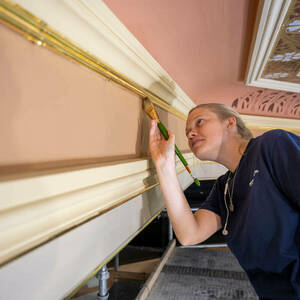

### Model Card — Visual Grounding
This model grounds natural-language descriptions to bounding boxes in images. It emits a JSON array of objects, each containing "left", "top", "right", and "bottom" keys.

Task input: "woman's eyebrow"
[{"left": 190, "top": 115, "right": 204, "bottom": 123}]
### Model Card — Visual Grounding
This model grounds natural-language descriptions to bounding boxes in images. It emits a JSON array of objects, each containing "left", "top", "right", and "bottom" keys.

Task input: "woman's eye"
[{"left": 196, "top": 119, "right": 203, "bottom": 125}]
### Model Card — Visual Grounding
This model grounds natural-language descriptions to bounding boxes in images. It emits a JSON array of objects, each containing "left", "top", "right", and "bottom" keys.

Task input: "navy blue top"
[{"left": 201, "top": 129, "right": 300, "bottom": 299}]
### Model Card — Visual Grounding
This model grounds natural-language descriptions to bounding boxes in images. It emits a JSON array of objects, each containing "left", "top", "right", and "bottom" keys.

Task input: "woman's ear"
[{"left": 226, "top": 117, "right": 237, "bottom": 130}]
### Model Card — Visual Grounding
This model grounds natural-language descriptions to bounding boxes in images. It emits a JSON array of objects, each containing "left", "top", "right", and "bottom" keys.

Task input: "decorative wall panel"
[{"left": 232, "top": 88, "right": 300, "bottom": 118}]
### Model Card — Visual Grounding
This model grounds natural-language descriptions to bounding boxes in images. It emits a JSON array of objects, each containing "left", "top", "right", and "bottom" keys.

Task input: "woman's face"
[{"left": 186, "top": 107, "right": 228, "bottom": 161}]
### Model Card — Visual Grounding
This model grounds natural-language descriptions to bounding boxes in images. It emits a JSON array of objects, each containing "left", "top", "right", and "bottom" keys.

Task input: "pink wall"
[
  {"left": 103, "top": 0, "right": 300, "bottom": 120},
  {"left": 0, "top": 24, "right": 188, "bottom": 170},
  {"left": 103, "top": 0, "right": 258, "bottom": 105}
]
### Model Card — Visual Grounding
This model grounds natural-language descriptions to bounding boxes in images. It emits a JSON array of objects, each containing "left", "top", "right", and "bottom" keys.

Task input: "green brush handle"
[
  {"left": 157, "top": 121, "right": 200, "bottom": 187},
  {"left": 157, "top": 122, "right": 169, "bottom": 139},
  {"left": 157, "top": 122, "right": 188, "bottom": 167}
]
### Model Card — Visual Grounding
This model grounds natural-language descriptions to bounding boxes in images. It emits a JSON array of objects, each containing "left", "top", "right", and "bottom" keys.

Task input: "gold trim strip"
[{"left": 0, "top": 0, "right": 187, "bottom": 120}]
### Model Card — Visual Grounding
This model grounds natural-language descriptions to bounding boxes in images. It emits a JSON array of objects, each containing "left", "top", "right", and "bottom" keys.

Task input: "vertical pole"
[
  {"left": 114, "top": 254, "right": 119, "bottom": 272},
  {"left": 96, "top": 265, "right": 110, "bottom": 300},
  {"left": 168, "top": 217, "right": 173, "bottom": 242}
]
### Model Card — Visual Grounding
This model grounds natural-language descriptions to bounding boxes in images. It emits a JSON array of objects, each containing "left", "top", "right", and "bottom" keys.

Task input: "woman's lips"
[{"left": 192, "top": 138, "right": 205, "bottom": 148}]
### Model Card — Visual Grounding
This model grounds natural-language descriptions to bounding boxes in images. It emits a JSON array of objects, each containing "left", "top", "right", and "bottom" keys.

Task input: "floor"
[
  {"left": 73, "top": 246, "right": 259, "bottom": 300},
  {"left": 146, "top": 247, "right": 258, "bottom": 300}
]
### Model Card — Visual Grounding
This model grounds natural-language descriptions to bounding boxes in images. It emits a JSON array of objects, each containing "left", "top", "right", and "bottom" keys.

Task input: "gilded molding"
[{"left": 0, "top": 0, "right": 187, "bottom": 120}]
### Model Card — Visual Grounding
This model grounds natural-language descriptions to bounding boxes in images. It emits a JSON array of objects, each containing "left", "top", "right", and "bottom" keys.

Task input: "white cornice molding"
[
  {"left": 0, "top": 154, "right": 224, "bottom": 266},
  {"left": 12, "top": 0, "right": 195, "bottom": 115},
  {"left": 0, "top": 154, "right": 225, "bottom": 299},
  {"left": 0, "top": 184, "right": 165, "bottom": 300},
  {"left": 246, "top": 0, "right": 300, "bottom": 93},
  {"left": 242, "top": 114, "right": 300, "bottom": 131},
  {"left": 248, "top": 78, "right": 300, "bottom": 94}
]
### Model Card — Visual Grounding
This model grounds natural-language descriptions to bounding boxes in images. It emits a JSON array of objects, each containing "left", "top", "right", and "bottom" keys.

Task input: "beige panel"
[
  {"left": 0, "top": 23, "right": 188, "bottom": 169},
  {"left": 1, "top": 24, "right": 139, "bottom": 165},
  {"left": 167, "top": 112, "right": 189, "bottom": 151}
]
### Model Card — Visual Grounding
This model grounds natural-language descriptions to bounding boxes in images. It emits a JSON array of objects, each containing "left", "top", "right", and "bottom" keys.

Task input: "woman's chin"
[
  {"left": 193, "top": 149, "right": 213, "bottom": 161},
  {"left": 193, "top": 149, "right": 206, "bottom": 160}
]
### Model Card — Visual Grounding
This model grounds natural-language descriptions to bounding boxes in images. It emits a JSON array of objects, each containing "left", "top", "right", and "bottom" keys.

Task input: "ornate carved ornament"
[{"left": 232, "top": 88, "right": 300, "bottom": 118}]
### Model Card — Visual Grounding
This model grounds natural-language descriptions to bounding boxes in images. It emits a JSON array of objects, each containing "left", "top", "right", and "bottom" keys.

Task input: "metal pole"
[
  {"left": 96, "top": 265, "right": 110, "bottom": 300},
  {"left": 168, "top": 217, "right": 173, "bottom": 241},
  {"left": 114, "top": 254, "right": 119, "bottom": 272}
]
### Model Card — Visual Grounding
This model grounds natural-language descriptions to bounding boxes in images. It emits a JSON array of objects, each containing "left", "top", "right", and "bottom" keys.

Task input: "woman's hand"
[{"left": 149, "top": 119, "right": 175, "bottom": 169}]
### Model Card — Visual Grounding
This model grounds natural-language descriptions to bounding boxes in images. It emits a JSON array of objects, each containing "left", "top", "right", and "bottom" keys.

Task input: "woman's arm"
[{"left": 149, "top": 119, "right": 221, "bottom": 245}]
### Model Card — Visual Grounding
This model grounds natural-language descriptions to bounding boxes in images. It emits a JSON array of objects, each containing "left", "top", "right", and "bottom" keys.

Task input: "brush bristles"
[{"left": 143, "top": 97, "right": 160, "bottom": 121}]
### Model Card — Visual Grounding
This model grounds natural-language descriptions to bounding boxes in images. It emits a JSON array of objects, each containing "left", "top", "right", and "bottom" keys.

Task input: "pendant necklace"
[{"left": 222, "top": 144, "right": 246, "bottom": 236}]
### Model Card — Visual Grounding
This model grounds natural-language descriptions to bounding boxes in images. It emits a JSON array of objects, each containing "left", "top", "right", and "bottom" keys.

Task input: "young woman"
[{"left": 149, "top": 103, "right": 300, "bottom": 299}]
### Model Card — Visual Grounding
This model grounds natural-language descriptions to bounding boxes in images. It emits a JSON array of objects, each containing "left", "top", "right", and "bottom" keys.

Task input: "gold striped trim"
[{"left": 0, "top": 0, "right": 187, "bottom": 120}]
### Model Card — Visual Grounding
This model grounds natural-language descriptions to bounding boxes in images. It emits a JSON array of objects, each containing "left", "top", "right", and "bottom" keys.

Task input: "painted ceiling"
[{"left": 103, "top": 0, "right": 300, "bottom": 119}]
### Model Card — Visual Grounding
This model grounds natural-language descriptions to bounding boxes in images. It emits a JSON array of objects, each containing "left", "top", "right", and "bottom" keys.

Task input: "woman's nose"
[{"left": 187, "top": 129, "right": 197, "bottom": 139}]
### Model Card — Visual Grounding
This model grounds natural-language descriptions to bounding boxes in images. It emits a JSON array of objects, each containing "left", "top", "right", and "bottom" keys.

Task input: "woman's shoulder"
[
  {"left": 250, "top": 129, "right": 298, "bottom": 146},
  {"left": 260, "top": 129, "right": 290, "bottom": 139},
  {"left": 256, "top": 129, "right": 300, "bottom": 145},
  {"left": 247, "top": 129, "right": 300, "bottom": 163}
]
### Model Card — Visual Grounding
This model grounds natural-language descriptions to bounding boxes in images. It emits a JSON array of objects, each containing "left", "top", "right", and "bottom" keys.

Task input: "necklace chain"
[
  {"left": 227, "top": 141, "right": 246, "bottom": 212},
  {"left": 228, "top": 168, "right": 238, "bottom": 212},
  {"left": 222, "top": 156, "right": 242, "bottom": 235},
  {"left": 222, "top": 141, "right": 249, "bottom": 236}
]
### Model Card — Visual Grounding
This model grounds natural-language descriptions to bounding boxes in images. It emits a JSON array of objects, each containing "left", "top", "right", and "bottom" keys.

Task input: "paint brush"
[{"left": 143, "top": 97, "right": 200, "bottom": 187}]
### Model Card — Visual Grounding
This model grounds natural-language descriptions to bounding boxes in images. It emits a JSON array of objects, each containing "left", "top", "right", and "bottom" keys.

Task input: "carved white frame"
[{"left": 245, "top": 0, "right": 300, "bottom": 93}]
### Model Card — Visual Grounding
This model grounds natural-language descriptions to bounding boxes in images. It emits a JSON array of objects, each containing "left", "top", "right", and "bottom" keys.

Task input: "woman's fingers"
[
  {"left": 167, "top": 129, "right": 175, "bottom": 144},
  {"left": 149, "top": 120, "right": 176, "bottom": 167},
  {"left": 150, "top": 120, "right": 176, "bottom": 147},
  {"left": 150, "top": 119, "right": 161, "bottom": 141}
]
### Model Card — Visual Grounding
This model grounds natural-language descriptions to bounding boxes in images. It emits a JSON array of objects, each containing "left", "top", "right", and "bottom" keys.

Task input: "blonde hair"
[{"left": 189, "top": 103, "right": 253, "bottom": 140}]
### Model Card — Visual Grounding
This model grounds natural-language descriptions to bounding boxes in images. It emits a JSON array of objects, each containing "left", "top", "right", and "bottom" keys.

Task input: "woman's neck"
[{"left": 218, "top": 138, "right": 249, "bottom": 173}]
